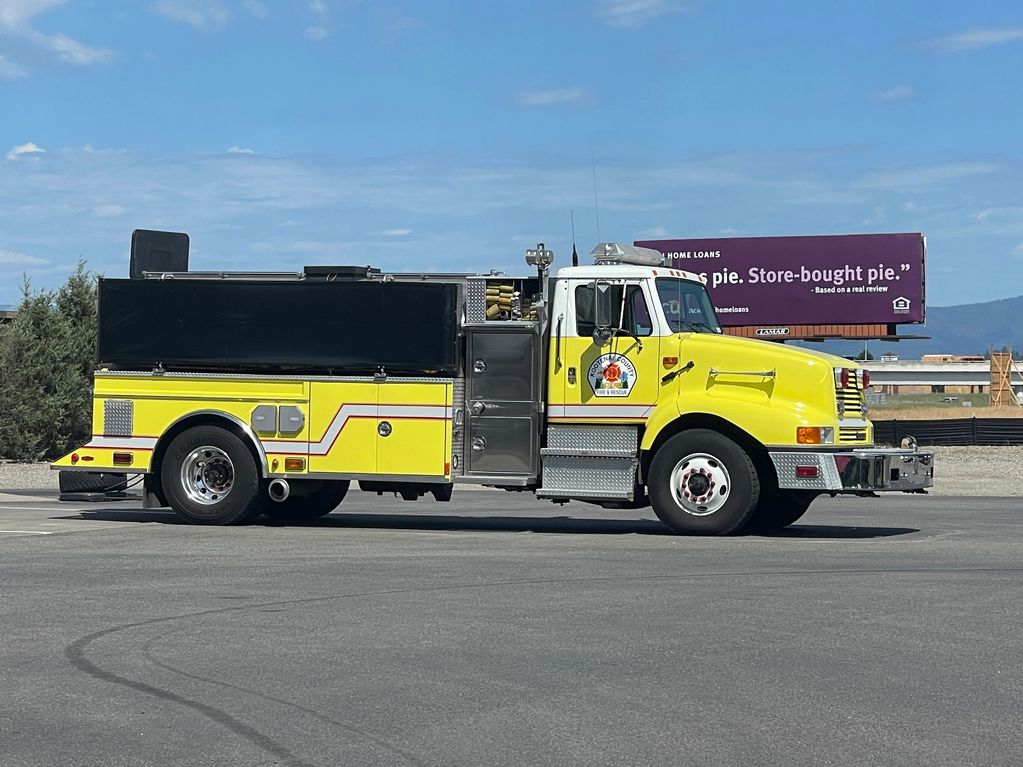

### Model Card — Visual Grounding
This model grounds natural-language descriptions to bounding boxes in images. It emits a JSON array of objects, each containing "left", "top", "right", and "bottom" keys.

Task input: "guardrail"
[{"left": 872, "top": 418, "right": 1023, "bottom": 446}]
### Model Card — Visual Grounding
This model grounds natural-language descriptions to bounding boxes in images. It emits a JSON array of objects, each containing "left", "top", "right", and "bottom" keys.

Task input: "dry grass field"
[{"left": 870, "top": 404, "right": 1023, "bottom": 420}]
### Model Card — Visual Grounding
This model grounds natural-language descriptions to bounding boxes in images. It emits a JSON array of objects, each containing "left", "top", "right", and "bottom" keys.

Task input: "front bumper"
[{"left": 769, "top": 448, "right": 933, "bottom": 493}]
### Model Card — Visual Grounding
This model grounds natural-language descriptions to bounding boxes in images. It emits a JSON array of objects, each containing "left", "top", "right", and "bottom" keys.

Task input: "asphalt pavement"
[{"left": 1, "top": 489, "right": 1020, "bottom": 767}]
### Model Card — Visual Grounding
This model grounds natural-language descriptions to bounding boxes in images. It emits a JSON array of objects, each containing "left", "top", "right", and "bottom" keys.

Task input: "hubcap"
[
  {"left": 180, "top": 446, "right": 235, "bottom": 506},
  {"left": 669, "top": 452, "right": 731, "bottom": 516}
]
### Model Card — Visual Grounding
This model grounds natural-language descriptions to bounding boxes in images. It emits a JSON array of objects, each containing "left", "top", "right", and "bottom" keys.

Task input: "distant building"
[
  {"left": 0, "top": 306, "right": 16, "bottom": 324},
  {"left": 880, "top": 352, "right": 899, "bottom": 362}
]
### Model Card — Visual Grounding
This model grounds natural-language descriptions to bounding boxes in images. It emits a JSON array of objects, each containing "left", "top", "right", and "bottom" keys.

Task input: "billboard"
[{"left": 635, "top": 233, "right": 925, "bottom": 327}]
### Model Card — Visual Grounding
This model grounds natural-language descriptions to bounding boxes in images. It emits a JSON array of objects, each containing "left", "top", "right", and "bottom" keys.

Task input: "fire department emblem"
[{"left": 587, "top": 353, "right": 638, "bottom": 398}]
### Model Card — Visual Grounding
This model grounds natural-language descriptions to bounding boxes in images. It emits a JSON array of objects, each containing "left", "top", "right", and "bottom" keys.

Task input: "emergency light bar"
[{"left": 591, "top": 242, "right": 665, "bottom": 267}]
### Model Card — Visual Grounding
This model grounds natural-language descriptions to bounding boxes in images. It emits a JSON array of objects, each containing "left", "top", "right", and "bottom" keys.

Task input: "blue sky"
[{"left": 0, "top": 0, "right": 1021, "bottom": 308}]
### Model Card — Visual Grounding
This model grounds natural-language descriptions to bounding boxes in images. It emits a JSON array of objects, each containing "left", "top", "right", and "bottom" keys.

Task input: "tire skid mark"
[
  {"left": 67, "top": 628, "right": 315, "bottom": 767},
  {"left": 139, "top": 630, "right": 427, "bottom": 767},
  {"left": 66, "top": 566, "right": 1023, "bottom": 765}
]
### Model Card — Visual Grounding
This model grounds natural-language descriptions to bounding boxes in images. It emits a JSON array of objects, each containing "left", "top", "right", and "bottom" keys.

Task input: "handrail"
[{"left": 709, "top": 368, "right": 776, "bottom": 378}]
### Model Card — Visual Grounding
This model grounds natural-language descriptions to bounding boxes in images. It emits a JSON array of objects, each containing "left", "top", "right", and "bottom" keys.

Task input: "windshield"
[{"left": 656, "top": 278, "right": 722, "bottom": 334}]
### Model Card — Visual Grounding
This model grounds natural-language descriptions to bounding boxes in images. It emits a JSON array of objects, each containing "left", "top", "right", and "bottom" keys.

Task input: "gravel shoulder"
[{"left": 1, "top": 445, "right": 1019, "bottom": 497}]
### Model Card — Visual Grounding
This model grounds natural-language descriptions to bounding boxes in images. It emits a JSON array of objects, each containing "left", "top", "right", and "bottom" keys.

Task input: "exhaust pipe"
[{"left": 268, "top": 478, "right": 290, "bottom": 503}]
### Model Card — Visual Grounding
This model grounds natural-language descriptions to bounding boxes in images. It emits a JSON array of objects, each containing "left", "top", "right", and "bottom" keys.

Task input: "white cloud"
[
  {"left": 92, "top": 204, "right": 126, "bottom": 218},
  {"left": 243, "top": 0, "right": 267, "bottom": 19},
  {"left": 517, "top": 87, "right": 589, "bottom": 108},
  {"left": 878, "top": 85, "right": 914, "bottom": 101},
  {"left": 855, "top": 162, "right": 999, "bottom": 190},
  {"left": 0, "top": 248, "right": 48, "bottom": 266},
  {"left": 1013, "top": 243, "right": 1023, "bottom": 257},
  {"left": 39, "top": 31, "right": 113, "bottom": 65},
  {"left": 0, "top": 52, "right": 28, "bottom": 78},
  {"left": 227, "top": 146, "right": 255, "bottom": 154},
  {"left": 598, "top": 0, "right": 675, "bottom": 28},
  {"left": 153, "top": 0, "right": 230, "bottom": 31},
  {"left": 382, "top": 228, "right": 412, "bottom": 237},
  {"left": 0, "top": 1, "right": 112, "bottom": 69},
  {"left": 5, "top": 142, "right": 46, "bottom": 160},
  {"left": 0, "top": 0, "right": 64, "bottom": 29},
  {"left": 925, "top": 27, "right": 1023, "bottom": 53},
  {"left": 305, "top": 0, "right": 329, "bottom": 39},
  {"left": 638, "top": 225, "right": 669, "bottom": 238}
]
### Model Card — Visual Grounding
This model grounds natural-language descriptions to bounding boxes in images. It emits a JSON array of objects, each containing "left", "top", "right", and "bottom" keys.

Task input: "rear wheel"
[
  {"left": 648, "top": 430, "right": 759, "bottom": 535},
  {"left": 263, "top": 480, "right": 350, "bottom": 523},
  {"left": 744, "top": 489, "right": 818, "bottom": 532},
  {"left": 162, "top": 426, "right": 264, "bottom": 525}
]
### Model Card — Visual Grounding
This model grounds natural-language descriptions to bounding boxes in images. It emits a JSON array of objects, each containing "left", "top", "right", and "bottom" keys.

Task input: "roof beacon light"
[{"left": 591, "top": 242, "right": 665, "bottom": 267}]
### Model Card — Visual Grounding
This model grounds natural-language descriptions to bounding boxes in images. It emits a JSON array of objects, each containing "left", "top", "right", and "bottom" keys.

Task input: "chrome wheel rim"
[
  {"left": 180, "top": 446, "right": 235, "bottom": 506},
  {"left": 669, "top": 452, "right": 730, "bottom": 516}
]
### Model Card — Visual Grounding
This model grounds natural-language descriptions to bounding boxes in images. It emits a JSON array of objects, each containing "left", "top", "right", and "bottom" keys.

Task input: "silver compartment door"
[{"left": 465, "top": 330, "right": 539, "bottom": 477}]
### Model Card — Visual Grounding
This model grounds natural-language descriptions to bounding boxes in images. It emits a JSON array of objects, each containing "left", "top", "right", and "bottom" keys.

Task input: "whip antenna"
[{"left": 571, "top": 210, "right": 579, "bottom": 267}]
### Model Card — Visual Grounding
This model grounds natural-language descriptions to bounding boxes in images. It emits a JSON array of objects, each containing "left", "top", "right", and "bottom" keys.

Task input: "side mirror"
[{"left": 592, "top": 279, "right": 613, "bottom": 347}]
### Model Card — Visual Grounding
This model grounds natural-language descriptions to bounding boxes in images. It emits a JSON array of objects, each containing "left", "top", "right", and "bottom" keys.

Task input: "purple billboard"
[{"left": 635, "top": 233, "right": 926, "bottom": 327}]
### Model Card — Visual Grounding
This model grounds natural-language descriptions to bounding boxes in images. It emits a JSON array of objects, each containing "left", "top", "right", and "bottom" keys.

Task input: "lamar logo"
[
  {"left": 755, "top": 327, "right": 790, "bottom": 337},
  {"left": 892, "top": 296, "right": 911, "bottom": 315}
]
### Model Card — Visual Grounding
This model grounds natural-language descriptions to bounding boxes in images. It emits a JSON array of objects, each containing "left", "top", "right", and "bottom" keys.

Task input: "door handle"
[
  {"left": 473, "top": 359, "right": 486, "bottom": 374},
  {"left": 471, "top": 401, "right": 486, "bottom": 415}
]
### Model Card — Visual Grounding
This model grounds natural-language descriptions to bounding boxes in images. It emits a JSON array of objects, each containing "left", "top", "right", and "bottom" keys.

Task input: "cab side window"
[{"left": 575, "top": 284, "right": 653, "bottom": 337}]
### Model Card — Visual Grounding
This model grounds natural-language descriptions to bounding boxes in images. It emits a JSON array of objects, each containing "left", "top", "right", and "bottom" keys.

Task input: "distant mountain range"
[{"left": 795, "top": 294, "right": 1023, "bottom": 360}]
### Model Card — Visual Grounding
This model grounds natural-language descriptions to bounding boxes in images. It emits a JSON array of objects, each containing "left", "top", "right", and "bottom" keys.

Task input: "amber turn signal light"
[
  {"left": 284, "top": 457, "right": 306, "bottom": 472},
  {"left": 797, "top": 427, "right": 823, "bottom": 445},
  {"left": 662, "top": 356, "right": 679, "bottom": 368}
]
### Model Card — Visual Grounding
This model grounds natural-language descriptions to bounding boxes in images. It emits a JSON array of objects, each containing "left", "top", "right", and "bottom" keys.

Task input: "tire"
[
  {"left": 161, "top": 426, "right": 264, "bottom": 525},
  {"left": 744, "top": 489, "right": 818, "bottom": 532},
  {"left": 648, "top": 429, "right": 760, "bottom": 535},
  {"left": 263, "top": 480, "right": 350, "bottom": 522},
  {"left": 58, "top": 470, "right": 127, "bottom": 494}
]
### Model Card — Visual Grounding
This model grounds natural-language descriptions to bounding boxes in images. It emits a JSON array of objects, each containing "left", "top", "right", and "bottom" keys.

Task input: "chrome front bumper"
[{"left": 769, "top": 448, "right": 934, "bottom": 493}]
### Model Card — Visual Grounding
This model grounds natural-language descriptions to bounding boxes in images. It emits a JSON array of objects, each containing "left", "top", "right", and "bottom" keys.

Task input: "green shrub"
[{"left": 0, "top": 262, "right": 97, "bottom": 460}]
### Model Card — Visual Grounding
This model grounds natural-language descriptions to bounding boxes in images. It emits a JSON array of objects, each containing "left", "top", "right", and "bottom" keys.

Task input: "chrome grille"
[
  {"left": 836, "top": 381, "right": 865, "bottom": 418},
  {"left": 839, "top": 427, "right": 868, "bottom": 443}
]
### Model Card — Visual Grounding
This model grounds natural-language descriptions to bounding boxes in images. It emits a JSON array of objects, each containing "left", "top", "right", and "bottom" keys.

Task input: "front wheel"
[
  {"left": 162, "top": 426, "right": 264, "bottom": 525},
  {"left": 648, "top": 430, "right": 760, "bottom": 535}
]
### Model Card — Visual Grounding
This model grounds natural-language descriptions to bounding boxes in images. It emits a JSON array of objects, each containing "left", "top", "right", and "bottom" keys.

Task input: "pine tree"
[{"left": 0, "top": 263, "right": 98, "bottom": 460}]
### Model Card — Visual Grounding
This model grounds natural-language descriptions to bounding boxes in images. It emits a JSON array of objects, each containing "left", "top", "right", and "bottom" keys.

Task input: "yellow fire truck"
[{"left": 54, "top": 234, "right": 933, "bottom": 534}]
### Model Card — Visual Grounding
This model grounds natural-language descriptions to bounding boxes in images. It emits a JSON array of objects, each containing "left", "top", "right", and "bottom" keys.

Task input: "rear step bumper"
[{"left": 769, "top": 448, "right": 933, "bottom": 493}]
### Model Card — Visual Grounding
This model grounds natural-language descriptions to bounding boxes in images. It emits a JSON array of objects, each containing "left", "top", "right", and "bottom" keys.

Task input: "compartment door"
[
  {"left": 376, "top": 381, "right": 452, "bottom": 479},
  {"left": 307, "top": 381, "right": 378, "bottom": 476},
  {"left": 465, "top": 329, "right": 539, "bottom": 477}
]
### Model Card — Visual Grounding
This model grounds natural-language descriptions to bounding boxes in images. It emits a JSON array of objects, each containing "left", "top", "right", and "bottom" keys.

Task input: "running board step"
[{"left": 537, "top": 454, "right": 637, "bottom": 500}]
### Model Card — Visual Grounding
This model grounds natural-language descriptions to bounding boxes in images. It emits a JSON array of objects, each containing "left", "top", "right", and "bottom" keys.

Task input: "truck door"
[
  {"left": 550, "top": 279, "right": 660, "bottom": 423},
  {"left": 464, "top": 326, "right": 540, "bottom": 479}
]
